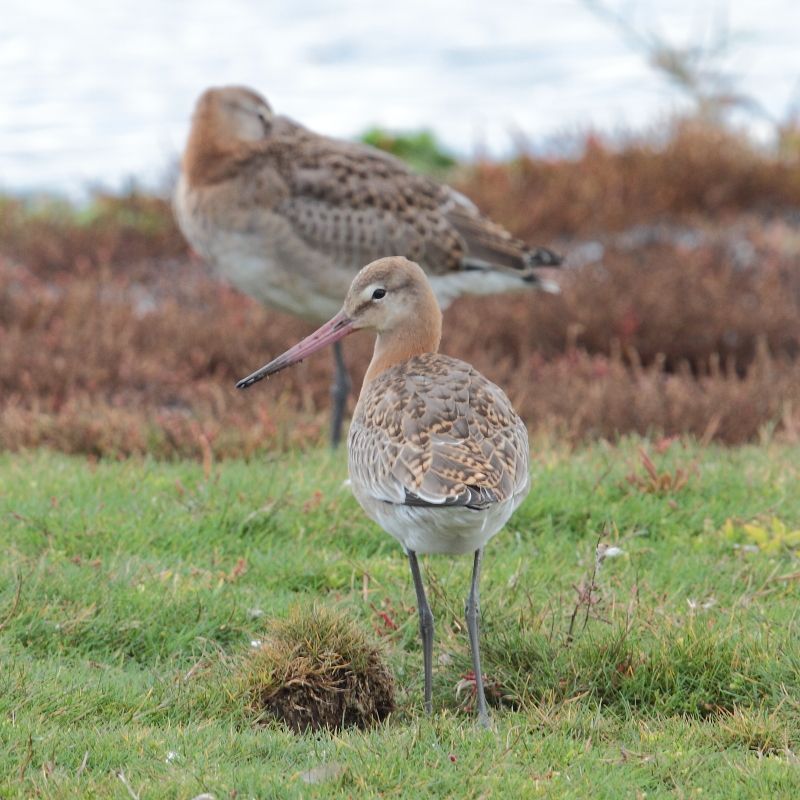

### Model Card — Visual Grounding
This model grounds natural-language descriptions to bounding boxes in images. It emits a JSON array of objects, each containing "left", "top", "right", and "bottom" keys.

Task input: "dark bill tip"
[{"left": 235, "top": 310, "right": 354, "bottom": 391}]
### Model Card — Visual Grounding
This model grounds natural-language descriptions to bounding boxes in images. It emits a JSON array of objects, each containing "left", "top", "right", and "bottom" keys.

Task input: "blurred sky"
[{"left": 2, "top": 0, "right": 798, "bottom": 196}]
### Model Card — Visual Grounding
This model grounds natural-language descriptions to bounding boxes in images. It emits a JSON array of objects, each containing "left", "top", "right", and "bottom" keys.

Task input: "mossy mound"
[{"left": 241, "top": 606, "right": 395, "bottom": 733}]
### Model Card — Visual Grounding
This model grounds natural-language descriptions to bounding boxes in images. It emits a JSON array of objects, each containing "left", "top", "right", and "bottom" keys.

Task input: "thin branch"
[
  {"left": 115, "top": 771, "right": 141, "bottom": 800},
  {"left": 18, "top": 734, "right": 33, "bottom": 782},
  {"left": 0, "top": 573, "right": 23, "bottom": 632},
  {"left": 76, "top": 751, "right": 90, "bottom": 778}
]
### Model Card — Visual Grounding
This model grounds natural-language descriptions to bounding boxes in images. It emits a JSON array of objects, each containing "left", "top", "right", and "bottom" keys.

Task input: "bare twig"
[
  {"left": 767, "top": 571, "right": 800, "bottom": 584},
  {"left": 183, "top": 658, "right": 205, "bottom": 682},
  {"left": 115, "top": 770, "right": 141, "bottom": 800},
  {"left": 581, "top": 0, "right": 774, "bottom": 124},
  {"left": 18, "top": 734, "right": 33, "bottom": 781},
  {"left": 0, "top": 573, "right": 23, "bottom": 632},
  {"left": 566, "top": 532, "right": 606, "bottom": 644},
  {"left": 76, "top": 750, "right": 89, "bottom": 778}
]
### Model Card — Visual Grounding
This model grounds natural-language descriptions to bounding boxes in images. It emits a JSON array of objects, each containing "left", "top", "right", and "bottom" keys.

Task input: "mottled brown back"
[
  {"left": 225, "top": 116, "right": 558, "bottom": 276},
  {"left": 349, "top": 353, "right": 530, "bottom": 507}
]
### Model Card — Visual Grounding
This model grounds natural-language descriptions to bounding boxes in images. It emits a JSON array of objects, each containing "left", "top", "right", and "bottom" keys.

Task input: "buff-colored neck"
[{"left": 362, "top": 294, "right": 442, "bottom": 386}]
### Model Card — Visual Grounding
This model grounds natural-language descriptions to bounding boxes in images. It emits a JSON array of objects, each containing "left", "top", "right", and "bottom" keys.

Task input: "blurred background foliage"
[
  {"left": 359, "top": 128, "right": 457, "bottom": 175},
  {"left": 2, "top": 5, "right": 800, "bottom": 458},
  {"left": 2, "top": 114, "right": 799, "bottom": 457}
]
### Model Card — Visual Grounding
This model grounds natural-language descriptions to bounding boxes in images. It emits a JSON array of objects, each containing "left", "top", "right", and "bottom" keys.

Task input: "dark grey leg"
[
  {"left": 330, "top": 340, "right": 351, "bottom": 448},
  {"left": 407, "top": 550, "right": 434, "bottom": 715},
  {"left": 466, "top": 548, "right": 491, "bottom": 728}
]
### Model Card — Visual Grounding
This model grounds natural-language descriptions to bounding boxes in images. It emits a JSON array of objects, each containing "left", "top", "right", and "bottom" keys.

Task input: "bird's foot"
[{"left": 476, "top": 710, "right": 493, "bottom": 730}]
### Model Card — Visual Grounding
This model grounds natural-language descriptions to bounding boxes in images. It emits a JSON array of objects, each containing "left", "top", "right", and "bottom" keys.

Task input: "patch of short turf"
[
  {"left": 710, "top": 707, "right": 800, "bottom": 755},
  {"left": 237, "top": 605, "right": 395, "bottom": 733},
  {"left": 475, "top": 616, "right": 798, "bottom": 718}
]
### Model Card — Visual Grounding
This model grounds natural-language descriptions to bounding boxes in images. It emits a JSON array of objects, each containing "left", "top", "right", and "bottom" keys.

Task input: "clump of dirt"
[{"left": 241, "top": 606, "right": 395, "bottom": 733}]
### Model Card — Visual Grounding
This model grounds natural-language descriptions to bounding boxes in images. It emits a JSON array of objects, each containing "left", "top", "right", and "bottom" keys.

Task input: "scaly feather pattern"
[
  {"left": 348, "top": 353, "right": 530, "bottom": 510},
  {"left": 248, "top": 120, "right": 558, "bottom": 277}
]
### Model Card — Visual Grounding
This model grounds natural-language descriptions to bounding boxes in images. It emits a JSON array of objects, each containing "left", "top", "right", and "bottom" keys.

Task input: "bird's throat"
[{"left": 363, "top": 313, "right": 442, "bottom": 386}]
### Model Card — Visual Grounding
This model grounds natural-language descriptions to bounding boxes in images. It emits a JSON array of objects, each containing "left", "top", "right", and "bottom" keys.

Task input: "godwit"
[
  {"left": 175, "top": 85, "right": 560, "bottom": 446},
  {"left": 237, "top": 256, "right": 530, "bottom": 727}
]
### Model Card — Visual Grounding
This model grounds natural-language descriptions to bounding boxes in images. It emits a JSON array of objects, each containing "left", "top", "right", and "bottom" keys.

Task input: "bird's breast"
[{"left": 175, "top": 179, "right": 348, "bottom": 321}]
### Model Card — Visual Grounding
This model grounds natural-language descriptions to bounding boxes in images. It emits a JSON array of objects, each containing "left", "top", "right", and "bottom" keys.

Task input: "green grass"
[
  {"left": 1, "top": 438, "right": 800, "bottom": 798},
  {"left": 359, "top": 128, "right": 457, "bottom": 174}
]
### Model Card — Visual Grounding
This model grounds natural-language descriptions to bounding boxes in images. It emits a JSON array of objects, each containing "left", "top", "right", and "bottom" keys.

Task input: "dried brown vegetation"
[
  {"left": 457, "top": 120, "right": 800, "bottom": 239},
  {"left": 0, "top": 192, "right": 185, "bottom": 276},
  {"left": 1, "top": 122, "right": 799, "bottom": 457}
]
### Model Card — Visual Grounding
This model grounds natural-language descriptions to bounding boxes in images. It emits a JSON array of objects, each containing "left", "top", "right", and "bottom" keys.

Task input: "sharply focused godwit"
[
  {"left": 236, "top": 256, "right": 530, "bottom": 726},
  {"left": 175, "top": 85, "right": 561, "bottom": 446}
]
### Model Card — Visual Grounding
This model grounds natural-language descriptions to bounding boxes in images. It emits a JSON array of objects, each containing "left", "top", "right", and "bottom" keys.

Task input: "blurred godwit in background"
[
  {"left": 175, "top": 86, "right": 560, "bottom": 445},
  {"left": 236, "top": 256, "right": 531, "bottom": 726}
]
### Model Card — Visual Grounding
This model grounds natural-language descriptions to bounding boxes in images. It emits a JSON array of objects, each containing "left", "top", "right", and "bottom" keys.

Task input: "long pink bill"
[{"left": 236, "top": 310, "right": 354, "bottom": 389}]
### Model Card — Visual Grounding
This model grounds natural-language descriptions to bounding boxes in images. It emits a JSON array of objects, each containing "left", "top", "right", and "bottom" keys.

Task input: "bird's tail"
[{"left": 525, "top": 246, "right": 563, "bottom": 268}]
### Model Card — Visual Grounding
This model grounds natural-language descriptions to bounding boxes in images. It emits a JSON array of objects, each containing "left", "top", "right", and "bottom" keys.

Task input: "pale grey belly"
[
  {"left": 207, "top": 231, "right": 345, "bottom": 321},
  {"left": 354, "top": 489, "right": 521, "bottom": 555}
]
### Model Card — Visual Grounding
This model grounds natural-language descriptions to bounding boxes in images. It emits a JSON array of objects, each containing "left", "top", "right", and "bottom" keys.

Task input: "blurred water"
[{"left": 1, "top": 0, "right": 798, "bottom": 197}]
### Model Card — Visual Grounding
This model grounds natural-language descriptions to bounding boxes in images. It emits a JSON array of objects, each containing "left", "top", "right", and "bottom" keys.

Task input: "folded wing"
[
  {"left": 260, "top": 119, "right": 560, "bottom": 277},
  {"left": 348, "top": 354, "right": 530, "bottom": 511}
]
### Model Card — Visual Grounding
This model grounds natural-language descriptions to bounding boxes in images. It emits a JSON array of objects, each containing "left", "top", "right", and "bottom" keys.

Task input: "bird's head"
[
  {"left": 194, "top": 85, "right": 274, "bottom": 143},
  {"left": 236, "top": 257, "right": 442, "bottom": 389},
  {"left": 342, "top": 257, "right": 441, "bottom": 335}
]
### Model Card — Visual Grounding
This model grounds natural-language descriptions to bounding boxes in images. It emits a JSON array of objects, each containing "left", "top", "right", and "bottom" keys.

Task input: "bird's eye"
[{"left": 372, "top": 288, "right": 386, "bottom": 300}]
